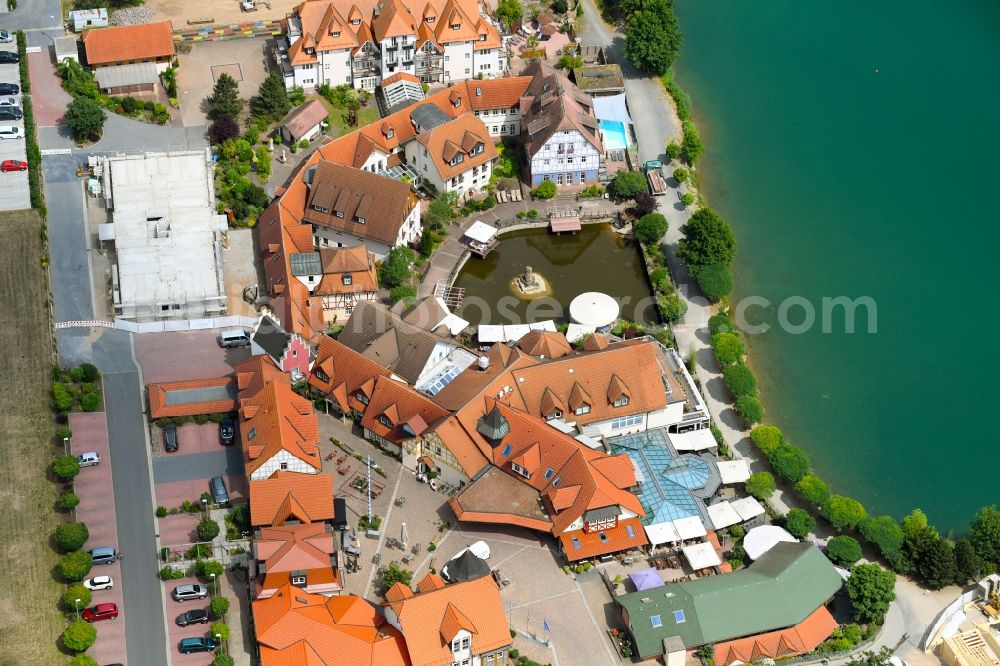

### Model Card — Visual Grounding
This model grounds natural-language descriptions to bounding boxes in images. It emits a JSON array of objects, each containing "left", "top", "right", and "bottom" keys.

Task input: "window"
[
  {"left": 313, "top": 205, "right": 328, "bottom": 213},
  {"left": 355, "top": 391, "right": 369, "bottom": 405},
  {"left": 496, "top": 651, "right": 505, "bottom": 661},
  {"left": 332, "top": 30, "right": 340, "bottom": 36},
  {"left": 650, "top": 615, "right": 663, "bottom": 628},
  {"left": 462, "top": 637, "right": 470, "bottom": 649},
  {"left": 511, "top": 462, "right": 530, "bottom": 479},
  {"left": 335, "top": 211, "right": 344, "bottom": 218},
  {"left": 248, "top": 428, "right": 257, "bottom": 440},
  {"left": 452, "top": 639, "right": 461, "bottom": 652},
  {"left": 352, "top": 18, "right": 360, "bottom": 24},
  {"left": 379, "top": 414, "right": 393, "bottom": 427},
  {"left": 452, "top": 23, "right": 460, "bottom": 29},
  {"left": 342, "top": 273, "right": 353, "bottom": 285},
  {"left": 476, "top": 86, "right": 481, "bottom": 95},
  {"left": 574, "top": 404, "right": 590, "bottom": 415},
  {"left": 610, "top": 414, "right": 644, "bottom": 430},
  {"left": 599, "top": 532, "right": 608, "bottom": 543},
  {"left": 450, "top": 154, "right": 464, "bottom": 166},
  {"left": 673, "top": 610, "right": 686, "bottom": 624},
  {"left": 571, "top": 536, "right": 581, "bottom": 550},
  {"left": 544, "top": 467, "right": 554, "bottom": 479},
  {"left": 291, "top": 574, "right": 306, "bottom": 584},
  {"left": 464, "top": 68, "right": 470, "bottom": 74},
  {"left": 613, "top": 396, "right": 629, "bottom": 407},
  {"left": 493, "top": 126, "right": 498, "bottom": 133},
  {"left": 500, "top": 125, "right": 506, "bottom": 134},
  {"left": 386, "top": 128, "right": 394, "bottom": 138},
  {"left": 356, "top": 217, "right": 365, "bottom": 224},
  {"left": 625, "top": 524, "right": 636, "bottom": 538},
  {"left": 314, "top": 368, "right": 329, "bottom": 382},
  {"left": 280, "top": 462, "right": 289, "bottom": 470},
  {"left": 567, "top": 157, "right": 574, "bottom": 164},
  {"left": 547, "top": 409, "right": 562, "bottom": 419},
  {"left": 501, "top": 444, "right": 512, "bottom": 456},
  {"left": 470, "top": 143, "right": 483, "bottom": 155},
  {"left": 551, "top": 475, "right": 561, "bottom": 487}
]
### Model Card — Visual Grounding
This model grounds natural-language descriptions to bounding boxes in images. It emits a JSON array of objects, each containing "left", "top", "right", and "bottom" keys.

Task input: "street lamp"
[
  {"left": 74, "top": 598, "right": 81, "bottom": 622},
  {"left": 210, "top": 572, "right": 217, "bottom": 596},
  {"left": 201, "top": 497, "right": 208, "bottom": 519},
  {"left": 63, "top": 437, "right": 69, "bottom": 455},
  {"left": 215, "top": 632, "right": 225, "bottom": 656}
]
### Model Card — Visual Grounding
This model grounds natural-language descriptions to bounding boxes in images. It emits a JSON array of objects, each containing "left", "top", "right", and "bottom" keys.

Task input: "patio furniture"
[
  {"left": 402, "top": 554, "right": 412, "bottom": 564},
  {"left": 394, "top": 496, "right": 406, "bottom": 507},
  {"left": 372, "top": 553, "right": 381, "bottom": 565},
  {"left": 411, "top": 543, "right": 421, "bottom": 555},
  {"left": 337, "top": 466, "right": 349, "bottom": 475}
]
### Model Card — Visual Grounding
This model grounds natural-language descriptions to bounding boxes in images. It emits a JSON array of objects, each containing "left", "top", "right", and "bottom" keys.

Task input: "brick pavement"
[
  {"left": 27, "top": 50, "right": 70, "bottom": 127},
  {"left": 155, "top": 476, "right": 249, "bottom": 511}
]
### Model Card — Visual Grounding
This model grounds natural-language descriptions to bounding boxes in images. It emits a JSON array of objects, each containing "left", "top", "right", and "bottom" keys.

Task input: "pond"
[{"left": 451, "top": 224, "right": 658, "bottom": 325}]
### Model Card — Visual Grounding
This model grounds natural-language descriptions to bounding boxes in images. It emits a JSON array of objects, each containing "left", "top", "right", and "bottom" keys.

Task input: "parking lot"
[
  {"left": 0, "top": 38, "right": 29, "bottom": 211},
  {"left": 134, "top": 329, "right": 251, "bottom": 384}
]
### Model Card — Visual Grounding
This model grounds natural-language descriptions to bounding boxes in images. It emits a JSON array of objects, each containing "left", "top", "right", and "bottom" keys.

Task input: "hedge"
[
  {"left": 723, "top": 364, "right": 757, "bottom": 398},
  {"left": 17, "top": 32, "right": 44, "bottom": 213},
  {"left": 749, "top": 424, "right": 783, "bottom": 454}
]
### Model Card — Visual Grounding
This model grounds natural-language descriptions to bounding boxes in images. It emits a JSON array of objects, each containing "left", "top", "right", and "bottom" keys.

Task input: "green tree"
[
  {"left": 197, "top": 518, "right": 221, "bottom": 542},
  {"left": 496, "top": 0, "right": 523, "bottom": 29},
  {"left": 745, "top": 471, "right": 775, "bottom": 501},
  {"left": 672, "top": 167, "right": 688, "bottom": 183},
  {"left": 767, "top": 444, "right": 811, "bottom": 483},
  {"left": 783, "top": 508, "right": 816, "bottom": 539},
  {"left": 389, "top": 285, "right": 417, "bottom": 305},
  {"left": 633, "top": 192, "right": 658, "bottom": 217},
  {"left": 749, "top": 424, "right": 783, "bottom": 454},
  {"left": 53, "top": 382, "right": 75, "bottom": 412},
  {"left": 608, "top": 170, "right": 648, "bottom": 199},
  {"left": 969, "top": 505, "right": 1000, "bottom": 570},
  {"left": 61, "top": 584, "right": 92, "bottom": 611},
  {"left": 634, "top": 212, "right": 668, "bottom": 245},
  {"left": 795, "top": 474, "right": 831, "bottom": 506},
  {"left": 904, "top": 527, "right": 957, "bottom": 590},
  {"left": 59, "top": 551, "right": 93, "bottom": 582},
  {"left": 379, "top": 246, "right": 415, "bottom": 289},
  {"left": 210, "top": 596, "right": 230, "bottom": 618},
  {"left": 62, "top": 620, "right": 97, "bottom": 652},
  {"left": 678, "top": 208, "right": 736, "bottom": 270},
  {"left": 207, "top": 73, "right": 243, "bottom": 119},
  {"left": 59, "top": 491, "right": 81, "bottom": 512},
  {"left": 54, "top": 522, "right": 90, "bottom": 553},
  {"left": 708, "top": 313, "right": 732, "bottom": 335},
  {"left": 530, "top": 180, "right": 557, "bottom": 199},
  {"left": 822, "top": 495, "right": 867, "bottom": 531},
  {"left": 723, "top": 364, "right": 757, "bottom": 397},
  {"left": 556, "top": 54, "right": 583, "bottom": 69},
  {"left": 859, "top": 515, "right": 904, "bottom": 561},
  {"left": 665, "top": 141, "right": 681, "bottom": 160},
  {"left": 68, "top": 655, "right": 100, "bottom": 666},
  {"left": 211, "top": 655, "right": 236, "bottom": 666},
  {"left": 826, "top": 535, "right": 862, "bottom": 566},
  {"left": 847, "top": 647, "right": 895, "bottom": 666},
  {"left": 380, "top": 561, "right": 414, "bottom": 588},
  {"left": 211, "top": 621, "right": 231, "bottom": 642},
  {"left": 735, "top": 395, "right": 763, "bottom": 424},
  {"left": 251, "top": 74, "right": 291, "bottom": 122},
  {"left": 624, "top": 0, "right": 682, "bottom": 75},
  {"left": 53, "top": 455, "right": 81, "bottom": 482},
  {"left": 681, "top": 120, "right": 704, "bottom": 164},
  {"left": 680, "top": 192, "right": 695, "bottom": 207},
  {"left": 657, "top": 292, "right": 687, "bottom": 322},
  {"left": 710, "top": 332, "right": 743, "bottom": 366},
  {"left": 196, "top": 559, "right": 225, "bottom": 578},
  {"left": 65, "top": 97, "right": 106, "bottom": 141},
  {"left": 955, "top": 539, "right": 983, "bottom": 584},
  {"left": 80, "top": 391, "right": 101, "bottom": 412},
  {"left": 695, "top": 263, "right": 733, "bottom": 302},
  {"left": 846, "top": 563, "right": 896, "bottom": 624},
  {"left": 425, "top": 198, "right": 453, "bottom": 228},
  {"left": 79, "top": 363, "right": 100, "bottom": 382},
  {"left": 550, "top": 0, "right": 567, "bottom": 11}
]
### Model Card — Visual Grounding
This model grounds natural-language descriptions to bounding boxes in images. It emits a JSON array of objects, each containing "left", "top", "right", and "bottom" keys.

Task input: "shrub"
[
  {"left": 749, "top": 425, "right": 783, "bottom": 454},
  {"left": 68, "top": 655, "right": 100, "bottom": 666},
  {"left": 299, "top": 139, "right": 310, "bottom": 149},
  {"left": 52, "top": 455, "right": 81, "bottom": 481},
  {"left": 80, "top": 391, "right": 101, "bottom": 412},
  {"left": 526, "top": 209, "right": 538, "bottom": 219},
  {"left": 695, "top": 263, "right": 733, "bottom": 302},
  {"left": 767, "top": 444, "right": 810, "bottom": 483},
  {"left": 209, "top": 114, "right": 241, "bottom": 144},
  {"left": 681, "top": 120, "right": 704, "bottom": 164},
  {"left": 827, "top": 536, "right": 863, "bottom": 566},
  {"left": 822, "top": 495, "right": 867, "bottom": 531},
  {"left": 723, "top": 364, "right": 757, "bottom": 397},
  {"left": 62, "top": 584, "right": 92, "bottom": 611},
  {"left": 389, "top": 285, "right": 417, "bottom": 305},
  {"left": 59, "top": 551, "right": 93, "bottom": 581},
  {"left": 211, "top": 596, "right": 230, "bottom": 618},
  {"left": 608, "top": 170, "right": 648, "bottom": 199},
  {"left": 859, "top": 515, "right": 904, "bottom": 561},
  {"left": 160, "top": 566, "right": 184, "bottom": 580},
  {"left": 784, "top": 508, "right": 816, "bottom": 539},
  {"left": 665, "top": 142, "right": 681, "bottom": 160},
  {"left": 53, "top": 382, "right": 75, "bottom": 413},
  {"left": 530, "top": 180, "right": 556, "bottom": 199},
  {"left": 211, "top": 655, "right": 235, "bottom": 666},
  {"left": 79, "top": 363, "right": 99, "bottom": 382},
  {"left": 795, "top": 474, "right": 831, "bottom": 506},
  {"left": 70, "top": 366, "right": 85, "bottom": 382},
  {"left": 58, "top": 492, "right": 81, "bottom": 512},
  {"left": 62, "top": 621, "right": 97, "bottom": 652},
  {"left": 672, "top": 168, "right": 688, "bottom": 183},
  {"left": 196, "top": 559, "right": 224, "bottom": 579},
  {"left": 710, "top": 332, "right": 743, "bottom": 366},
  {"left": 211, "top": 621, "right": 231, "bottom": 642},
  {"left": 56, "top": 425, "right": 73, "bottom": 442},
  {"left": 632, "top": 192, "right": 658, "bottom": 217},
  {"left": 634, "top": 212, "right": 668, "bottom": 245},
  {"left": 379, "top": 246, "right": 415, "bottom": 288},
  {"left": 745, "top": 471, "right": 775, "bottom": 501},
  {"left": 657, "top": 292, "right": 687, "bottom": 322},
  {"left": 678, "top": 208, "right": 736, "bottom": 270},
  {"left": 121, "top": 96, "right": 138, "bottom": 114},
  {"left": 680, "top": 192, "right": 695, "bottom": 207},
  {"left": 197, "top": 518, "right": 221, "bottom": 542},
  {"left": 708, "top": 313, "right": 732, "bottom": 335},
  {"left": 735, "top": 395, "right": 764, "bottom": 424},
  {"left": 379, "top": 562, "right": 413, "bottom": 588}
]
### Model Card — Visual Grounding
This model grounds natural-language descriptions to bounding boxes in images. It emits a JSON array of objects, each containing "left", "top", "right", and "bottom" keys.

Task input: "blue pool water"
[{"left": 599, "top": 120, "right": 628, "bottom": 150}]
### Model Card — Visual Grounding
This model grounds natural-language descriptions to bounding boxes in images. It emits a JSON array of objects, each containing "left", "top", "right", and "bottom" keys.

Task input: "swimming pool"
[{"left": 600, "top": 120, "right": 629, "bottom": 150}]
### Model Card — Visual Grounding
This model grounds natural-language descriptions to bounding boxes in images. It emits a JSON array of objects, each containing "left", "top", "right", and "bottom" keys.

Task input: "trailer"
[{"left": 645, "top": 160, "right": 668, "bottom": 196}]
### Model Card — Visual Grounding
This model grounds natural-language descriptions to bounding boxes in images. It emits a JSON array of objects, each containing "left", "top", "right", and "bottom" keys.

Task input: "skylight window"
[
  {"left": 673, "top": 610, "right": 686, "bottom": 624},
  {"left": 625, "top": 524, "right": 635, "bottom": 538},
  {"left": 501, "top": 444, "right": 512, "bottom": 456},
  {"left": 599, "top": 532, "right": 608, "bottom": 543},
  {"left": 571, "top": 537, "right": 581, "bottom": 550},
  {"left": 544, "top": 467, "right": 554, "bottom": 479},
  {"left": 247, "top": 428, "right": 257, "bottom": 440},
  {"left": 650, "top": 615, "right": 662, "bottom": 628}
]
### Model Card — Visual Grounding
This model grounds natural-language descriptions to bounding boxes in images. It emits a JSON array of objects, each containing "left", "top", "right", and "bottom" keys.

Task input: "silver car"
[
  {"left": 171, "top": 583, "right": 208, "bottom": 602},
  {"left": 0, "top": 97, "right": 18, "bottom": 107},
  {"left": 0, "top": 31, "right": 12, "bottom": 44}
]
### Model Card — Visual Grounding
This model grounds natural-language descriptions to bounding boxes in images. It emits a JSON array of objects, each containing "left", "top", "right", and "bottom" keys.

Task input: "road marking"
[
  {"left": 20, "top": 26, "right": 64, "bottom": 32},
  {"left": 41, "top": 148, "right": 72, "bottom": 155},
  {"left": 25, "top": 46, "right": 41, "bottom": 53}
]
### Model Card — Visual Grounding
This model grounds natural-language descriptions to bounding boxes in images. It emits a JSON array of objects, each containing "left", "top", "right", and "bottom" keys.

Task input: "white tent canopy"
[
  {"left": 464, "top": 220, "right": 498, "bottom": 244},
  {"left": 717, "top": 459, "right": 752, "bottom": 485},
  {"left": 528, "top": 320, "right": 557, "bottom": 332},
  {"left": 565, "top": 323, "right": 596, "bottom": 343},
  {"left": 668, "top": 429, "right": 717, "bottom": 452},
  {"left": 672, "top": 515, "right": 707, "bottom": 541},
  {"left": 503, "top": 324, "right": 531, "bottom": 342},
  {"left": 644, "top": 521, "right": 680, "bottom": 548},
  {"left": 438, "top": 313, "right": 470, "bottom": 335},
  {"left": 706, "top": 502, "right": 742, "bottom": 530},
  {"left": 453, "top": 540, "right": 491, "bottom": 560},
  {"left": 569, "top": 292, "right": 620, "bottom": 328},
  {"left": 682, "top": 542, "right": 722, "bottom": 571},
  {"left": 593, "top": 93, "right": 633, "bottom": 125},
  {"left": 743, "top": 525, "right": 796, "bottom": 561},
  {"left": 731, "top": 496, "right": 766, "bottom": 522},
  {"left": 478, "top": 325, "right": 503, "bottom": 343}
]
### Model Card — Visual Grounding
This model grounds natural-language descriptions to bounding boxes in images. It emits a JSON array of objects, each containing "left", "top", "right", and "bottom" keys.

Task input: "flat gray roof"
[{"left": 164, "top": 384, "right": 238, "bottom": 406}]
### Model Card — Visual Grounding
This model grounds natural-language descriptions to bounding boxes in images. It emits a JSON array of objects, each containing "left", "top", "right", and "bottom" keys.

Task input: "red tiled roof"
[
  {"left": 255, "top": 523, "right": 341, "bottom": 596},
  {"left": 146, "top": 376, "right": 237, "bottom": 419},
  {"left": 714, "top": 606, "right": 838, "bottom": 666},
  {"left": 281, "top": 99, "right": 330, "bottom": 142},
  {"left": 249, "top": 471, "right": 335, "bottom": 527},
  {"left": 83, "top": 21, "right": 175, "bottom": 66},
  {"left": 559, "top": 517, "right": 648, "bottom": 562},
  {"left": 359, "top": 375, "right": 449, "bottom": 444},
  {"left": 308, "top": 337, "right": 392, "bottom": 414}
]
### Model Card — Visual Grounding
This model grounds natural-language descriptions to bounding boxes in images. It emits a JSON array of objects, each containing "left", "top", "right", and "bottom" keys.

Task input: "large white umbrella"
[{"left": 401, "top": 522, "right": 408, "bottom": 546}]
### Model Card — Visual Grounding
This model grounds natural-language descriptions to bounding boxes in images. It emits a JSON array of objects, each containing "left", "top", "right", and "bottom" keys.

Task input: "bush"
[
  {"left": 211, "top": 655, "right": 235, "bottom": 666},
  {"left": 695, "top": 263, "right": 733, "bottom": 302},
  {"left": 767, "top": 444, "right": 810, "bottom": 483},
  {"left": 822, "top": 495, "right": 868, "bottom": 531},
  {"left": 59, "top": 551, "right": 93, "bottom": 581},
  {"left": 708, "top": 313, "right": 732, "bottom": 335},
  {"left": 680, "top": 192, "right": 695, "bottom": 207},
  {"left": 62, "top": 584, "right": 92, "bottom": 611},
  {"left": 672, "top": 168, "right": 688, "bottom": 183},
  {"left": 379, "top": 562, "right": 413, "bottom": 588},
  {"left": 53, "top": 382, "right": 75, "bottom": 413},
  {"left": 634, "top": 212, "right": 668, "bottom": 245},
  {"left": 723, "top": 364, "right": 757, "bottom": 397},
  {"left": 160, "top": 566, "right": 184, "bottom": 580},
  {"left": 211, "top": 621, "right": 231, "bottom": 642},
  {"left": 58, "top": 492, "right": 81, "bottom": 512},
  {"left": 735, "top": 395, "right": 764, "bottom": 424},
  {"left": 54, "top": 523, "right": 91, "bottom": 553},
  {"left": 745, "top": 471, "right": 775, "bottom": 501},
  {"left": 196, "top": 559, "right": 225, "bottom": 578},
  {"left": 784, "top": 508, "right": 816, "bottom": 539},
  {"left": 665, "top": 142, "right": 681, "bottom": 160},
  {"left": 379, "top": 246, "right": 415, "bottom": 289},
  {"left": 749, "top": 425, "right": 783, "bottom": 454},
  {"left": 68, "top": 655, "right": 100, "bottom": 666},
  {"left": 795, "top": 474, "right": 831, "bottom": 506},
  {"left": 632, "top": 192, "right": 658, "bottom": 217},
  {"left": 80, "top": 391, "right": 102, "bottom": 412},
  {"left": 710, "top": 332, "right": 743, "bottom": 366},
  {"left": 527, "top": 209, "right": 538, "bottom": 219},
  {"left": 530, "top": 180, "right": 556, "bottom": 199},
  {"left": 55, "top": 425, "right": 74, "bottom": 442},
  {"left": 657, "top": 292, "right": 687, "bottom": 322},
  {"left": 121, "top": 96, "right": 138, "bottom": 114},
  {"left": 608, "top": 170, "right": 648, "bottom": 199},
  {"left": 62, "top": 621, "right": 97, "bottom": 652},
  {"left": 681, "top": 120, "right": 704, "bottom": 164},
  {"left": 389, "top": 285, "right": 417, "bottom": 305},
  {"left": 827, "top": 536, "right": 863, "bottom": 566},
  {"left": 859, "top": 515, "right": 905, "bottom": 561},
  {"left": 210, "top": 596, "right": 230, "bottom": 618},
  {"left": 197, "top": 518, "right": 221, "bottom": 542},
  {"left": 53, "top": 455, "right": 81, "bottom": 482}
]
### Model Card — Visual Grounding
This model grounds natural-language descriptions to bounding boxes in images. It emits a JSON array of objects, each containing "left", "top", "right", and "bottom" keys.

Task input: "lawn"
[
  {"left": 0, "top": 211, "right": 64, "bottom": 665},
  {"left": 313, "top": 95, "right": 381, "bottom": 137}
]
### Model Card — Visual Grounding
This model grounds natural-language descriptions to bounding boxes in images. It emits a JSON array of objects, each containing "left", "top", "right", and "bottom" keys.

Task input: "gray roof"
[
  {"left": 94, "top": 62, "right": 158, "bottom": 89},
  {"left": 290, "top": 251, "right": 322, "bottom": 277},
  {"left": 164, "top": 384, "right": 238, "bottom": 406},
  {"left": 338, "top": 301, "right": 443, "bottom": 385},
  {"left": 252, "top": 315, "right": 292, "bottom": 362},
  {"left": 410, "top": 103, "right": 451, "bottom": 130},
  {"left": 442, "top": 549, "right": 491, "bottom": 583}
]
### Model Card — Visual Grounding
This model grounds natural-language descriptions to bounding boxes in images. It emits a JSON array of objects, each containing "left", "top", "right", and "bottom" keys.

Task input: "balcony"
[{"left": 416, "top": 61, "right": 442, "bottom": 74}]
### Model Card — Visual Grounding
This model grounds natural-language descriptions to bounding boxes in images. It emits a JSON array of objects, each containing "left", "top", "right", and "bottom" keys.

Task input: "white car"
[
  {"left": 0, "top": 32, "right": 12, "bottom": 44},
  {"left": 0, "top": 97, "right": 18, "bottom": 107},
  {"left": 83, "top": 575, "right": 114, "bottom": 591}
]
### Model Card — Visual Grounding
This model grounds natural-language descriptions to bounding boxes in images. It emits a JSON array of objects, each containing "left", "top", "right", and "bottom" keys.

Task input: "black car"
[
  {"left": 163, "top": 424, "right": 178, "bottom": 453},
  {"left": 175, "top": 608, "right": 209, "bottom": 626},
  {"left": 0, "top": 107, "right": 22, "bottom": 121},
  {"left": 0, "top": 83, "right": 19, "bottom": 96},
  {"left": 218, "top": 418, "right": 235, "bottom": 446},
  {"left": 0, "top": 51, "right": 19, "bottom": 64}
]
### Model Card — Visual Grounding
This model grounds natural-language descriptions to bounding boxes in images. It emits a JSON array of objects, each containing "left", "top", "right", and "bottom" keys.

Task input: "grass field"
[{"left": 0, "top": 210, "right": 64, "bottom": 665}]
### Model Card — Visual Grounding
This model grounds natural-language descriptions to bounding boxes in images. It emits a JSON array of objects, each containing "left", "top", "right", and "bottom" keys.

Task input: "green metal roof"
[{"left": 617, "top": 542, "right": 842, "bottom": 659}]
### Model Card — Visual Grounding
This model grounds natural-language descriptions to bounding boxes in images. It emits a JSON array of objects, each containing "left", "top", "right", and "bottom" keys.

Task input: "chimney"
[{"left": 478, "top": 355, "right": 490, "bottom": 371}]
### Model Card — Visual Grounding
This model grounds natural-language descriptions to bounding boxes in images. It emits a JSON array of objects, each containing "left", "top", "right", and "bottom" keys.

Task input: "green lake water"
[{"left": 673, "top": 0, "right": 1000, "bottom": 531}]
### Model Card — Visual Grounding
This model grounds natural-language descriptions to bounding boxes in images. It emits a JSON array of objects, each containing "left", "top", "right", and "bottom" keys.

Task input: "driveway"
[
  {"left": 28, "top": 48, "right": 70, "bottom": 128},
  {"left": 134, "top": 329, "right": 250, "bottom": 384},
  {"left": 0, "top": 39, "right": 29, "bottom": 211},
  {"left": 176, "top": 37, "right": 275, "bottom": 128}
]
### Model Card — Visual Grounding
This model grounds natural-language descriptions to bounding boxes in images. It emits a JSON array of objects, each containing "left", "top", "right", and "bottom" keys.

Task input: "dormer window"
[
  {"left": 313, "top": 205, "right": 328, "bottom": 213},
  {"left": 355, "top": 390, "right": 369, "bottom": 405},
  {"left": 352, "top": 18, "right": 360, "bottom": 24},
  {"left": 426, "top": 16, "right": 435, "bottom": 23},
  {"left": 386, "top": 128, "right": 394, "bottom": 138},
  {"left": 335, "top": 211, "right": 344, "bottom": 218},
  {"left": 547, "top": 409, "right": 562, "bottom": 420},
  {"left": 291, "top": 574, "right": 306, "bottom": 585},
  {"left": 342, "top": 273, "right": 352, "bottom": 285},
  {"left": 314, "top": 368, "right": 329, "bottom": 382},
  {"left": 574, "top": 404, "right": 591, "bottom": 415},
  {"left": 511, "top": 461, "right": 530, "bottom": 479},
  {"left": 452, "top": 23, "right": 460, "bottom": 29},
  {"left": 248, "top": 427, "right": 257, "bottom": 440},
  {"left": 332, "top": 30, "right": 341, "bottom": 37},
  {"left": 475, "top": 86, "right": 481, "bottom": 96},
  {"left": 379, "top": 414, "right": 393, "bottom": 427},
  {"left": 453, "top": 98, "right": 461, "bottom": 108},
  {"left": 401, "top": 423, "right": 415, "bottom": 436},
  {"left": 470, "top": 143, "right": 483, "bottom": 156},
  {"left": 613, "top": 396, "right": 629, "bottom": 407},
  {"left": 480, "top": 33, "right": 486, "bottom": 41},
  {"left": 450, "top": 154, "right": 464, "bottom": 166},
  {"left": 355, "top": 216, "right": 365, "bottom": 224}
]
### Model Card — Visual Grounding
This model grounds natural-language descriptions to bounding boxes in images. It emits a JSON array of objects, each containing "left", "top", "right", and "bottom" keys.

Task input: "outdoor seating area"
[{"left": 462, "top": 220, "right": 500, "bottom": 258}]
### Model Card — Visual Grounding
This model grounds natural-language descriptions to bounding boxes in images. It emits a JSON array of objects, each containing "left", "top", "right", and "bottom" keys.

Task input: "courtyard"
[{"left": 176, "top": 37, "right": 275, "bottom": 128}]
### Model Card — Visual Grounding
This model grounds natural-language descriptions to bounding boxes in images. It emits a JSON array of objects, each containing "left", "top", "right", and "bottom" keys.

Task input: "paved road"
[
  {"left": 153, "top": 447, "right": 245, "bottom": 484},
  {"left": 39, "top": 111, "right": 207, "bottom": 154},
  {"left": 2, "top": 0, "right": 63, "bottom": 49}
]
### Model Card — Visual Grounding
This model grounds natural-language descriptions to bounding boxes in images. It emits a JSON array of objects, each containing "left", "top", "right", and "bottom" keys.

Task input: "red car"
[
  {"left": 82, "top": 602, "right": 119, "bottom": 622},
  {"left": 1, "top": 160, "right": 27, "bottom": 172}
]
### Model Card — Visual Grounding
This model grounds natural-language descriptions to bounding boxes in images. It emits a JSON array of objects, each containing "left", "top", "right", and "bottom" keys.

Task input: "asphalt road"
[{"left": 153, "top": 447, "right": 245, "bottom": 484}]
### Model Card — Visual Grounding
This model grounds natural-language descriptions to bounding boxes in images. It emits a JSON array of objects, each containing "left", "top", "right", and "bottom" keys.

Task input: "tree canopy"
[
  {"left": 54, "top": 523, "right": 90, "bottom": 553},
  {"left": 745, "top": 471, "right": 775, "bottom": 501},
  {"left": 822, "top": 495, "right": 867, "bottom": 531},
  {"left": 59, "top": 551, "right": 93, "bottom": 582},
  {"left": 62, "top": 621, "right": 97, "bottom": 652},
  {"left": 794, "top": 474, "right": 831, "bottom": 506},
  {"left": 735, "top": 395, "right": 764, "bottom": 424},
  {"left": 209, "top": 115, "right": 241, "bottom": 145},
  {"left": 710, "top": 332, "right": 743, "bottom": 366},
  {"left": 783, "top": 508, "right": 816, "bottom": 539},
  {"left": 859, "top": 515, "right": 904, "bottom": 561},
  {"left": 207, "top": 73, "right": 244, "bottom": 119},
  {"left": 65, "top": 97, "right": 106, "bottom": 141},
  {"left": 623, "top": 0, "right": 682, "bottom": 75},
  {"left": 826, "top": 535, "right": 863, "bottom": 567},
  {"left": 634, "top": 212, "right": 668, "bottom": 245},
  {"left": 969, "top": 505, "right": 1000, "bottom": 570},
  {"left": 767, "top": 444, "right": 811, "bottom": 483},
  {"left": 678, "top": 208, "right": 736, "bottom": 270},
  {"left": 379, "top": 246, "right": 415, "bottom": 288},
  {"left": 749, "top": 424, "right": 783, "bottom": 454},
  {"left": 609, "top": 170, "right": 648, "bottom": 199},
  {"left": 723, "top": 364, "right": 757, "bottom": 397},
  {"left": 695, "top": 263, "right": 733, "bottom": 302},
  {"left": 495, "top": 0, "right": 523, "bottom": 29},
  {"left": 846, "top": 563, "right": 896, "bottom": 624},
  {"left": 251, "top": 74, "right": 291, "bottom": 122},
  {"left": 847, "top": 647, "right": 896, "bottom": 666},
  {"left": 379, "top": 561, "right": 413, "bottom": 588}
]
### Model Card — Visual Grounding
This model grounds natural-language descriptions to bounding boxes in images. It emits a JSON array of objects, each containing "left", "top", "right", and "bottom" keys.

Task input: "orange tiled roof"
[
  {"left": 82, "top": 21, "right": 175, "bottom": 66},
  {"left": 559, "top": 516, "right": 648, "bottom": 562},
  {"left": 308, "top": 336, "right": 392, "bottom": 414},
  {"left": 385, "top": 575, "right": 509, "bottom": 666},
  {"left": 146, "top": 376, "right": 237, "bottom": 419},
  {"left": 516, "top": 330, "right": 572, "bottom": 359},
  {"left": 415, "top": 114, "right": 497, "bottom": 181},
  {"left": 359, "top": 375, "right": 449, "bottom": 445},
  {"left": 313, "top": 246, "right": 380, "bottom": 297},
  {"left": 381, "top": 71, "right": 421, "bottom": 86},
  {"left": 255, "top": 523, "right": 342, "bottom": 595},
  {"left": 239, "top": 374, "right": 322, "bottom": 477},
  {"left": 415, "top": 572, "right": 447, "bottom": 593},
  {"left": 714, "top": 606, "right": 838, "bottom": 666},
  {"left": 255, "top": 584, "right": 411, "bottom": 666},
  {"left": 249, "top": 471, "right": 335, "bottom": 527}
]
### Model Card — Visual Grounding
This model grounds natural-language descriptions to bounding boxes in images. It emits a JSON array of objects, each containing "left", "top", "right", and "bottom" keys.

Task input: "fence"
[{"left": 920, "top": 588, "right": 980, "bottom": 650}]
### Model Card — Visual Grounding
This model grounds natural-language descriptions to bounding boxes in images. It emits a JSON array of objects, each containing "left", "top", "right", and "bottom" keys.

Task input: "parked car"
[
  {"left": 89, "top": 546, "right": 121, "bottom": 565},
  {"left": 172, "top": 583, "right": 208, "bottom": 602},
  {"left": 83, "top": 575, "right": 114, "bottom": 591},
  {"left": 0, "top": 51, "right": 19, "bottom": 64},
  {"left": 178, "top": 637, "right": 216, "bottom": 654},
  {"left": 0, "top": 107, "right": 21, "bottom": 121},
  {"left": 0, "top": 83, "right": 19, "bottom": 96},
  {"left": 218, "top": 418, "right": 235, "bottom": 446},
  {"left": 163, "top": 423, "right": 178, "bottom": 452},
  {"left": 175, "top": 608, "right": 209, "bottom": 626},
  {"left": 1, "top": 159, "right": 27, "bottom": 172},
  {"left": 0, "top": 96, "right": 18, "bottom": 107},
  {"left": 82, "top": 602, "right": 119, "bottom": 622},
  {"left": 209, "top": 475, "right": 229, "bottom": 506},
  {"left": 0, "top": 31, "right": 12, "bottom": 43},
  {"left": 0, "top": 125, "right": 21, "bottom": 140},
  {"left": 77, "top": 451, "right": 101, "bottom": 467}
]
